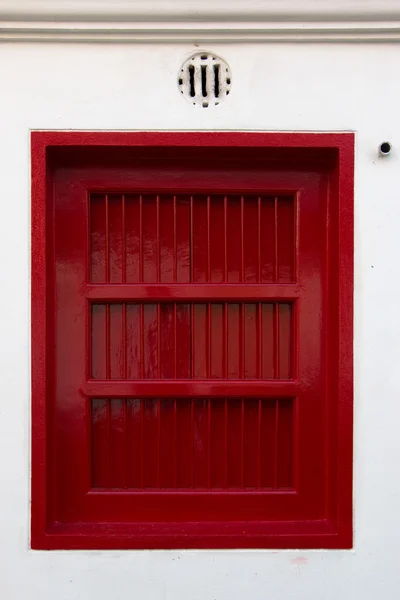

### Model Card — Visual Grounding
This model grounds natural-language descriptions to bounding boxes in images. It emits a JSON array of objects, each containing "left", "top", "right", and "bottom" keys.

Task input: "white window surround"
[{"left": 1, "top": 0, "right": 400, "bottom": 42}]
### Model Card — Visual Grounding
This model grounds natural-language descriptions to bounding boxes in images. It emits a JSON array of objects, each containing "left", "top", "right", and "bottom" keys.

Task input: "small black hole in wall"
[
  {"left": 214, "top": 65, "right": 220, "bottom": 98},
  {"left": 178, "top": 78, "right": 183, "bottom": 85},
  {"left": 226, "top": 78, "right": 231, "bottom": 85},
  {"left": 226, "top": 90, "right": 230, "bottom": 95},
  {"left": 203, "top": 102, "right": 209, "bottom": 108},
  {"left": 189, "top": 65, "right": 195, "bottom": 97},
  {"left": 201, "top": 54, "right": 207, "bottom": 60},
  {"left": 380, "top": 142, "right": 391, "bottom": 154},
  {"left": 201, "top": 65, "right": 207, "bottom": 97}
]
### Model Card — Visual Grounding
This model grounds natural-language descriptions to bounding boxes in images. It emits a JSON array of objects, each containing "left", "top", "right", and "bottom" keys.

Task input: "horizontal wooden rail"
[
  {"left": 85, "top": 284, "right": 300, "bottom": 302},
  {"left": 81, "top": 379, "right": 299, "bottom": 398}
]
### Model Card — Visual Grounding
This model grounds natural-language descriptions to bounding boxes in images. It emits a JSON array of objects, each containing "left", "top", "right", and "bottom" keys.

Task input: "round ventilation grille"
[{"left": 178, "top": 51, "right": 232, "bottom": 108}]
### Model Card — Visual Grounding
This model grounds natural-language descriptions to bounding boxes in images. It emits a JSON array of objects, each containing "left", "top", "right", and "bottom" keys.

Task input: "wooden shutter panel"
[{"left": 31, "top": 133, "right": 353, "bottom": 549}]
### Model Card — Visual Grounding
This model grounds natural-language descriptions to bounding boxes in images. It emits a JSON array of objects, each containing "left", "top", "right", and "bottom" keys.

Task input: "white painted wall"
[{"left": 0, "top": 40, "right": 399, "bottom": 599}]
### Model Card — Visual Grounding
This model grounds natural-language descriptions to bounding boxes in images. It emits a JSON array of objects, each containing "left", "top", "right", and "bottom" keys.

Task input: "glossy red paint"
[{"left": 31, "top": 132, "right": 354, "bottom": 550}]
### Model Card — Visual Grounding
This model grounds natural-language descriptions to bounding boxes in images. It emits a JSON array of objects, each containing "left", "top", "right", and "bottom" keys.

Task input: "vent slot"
[{"left": 178, "top": 51, "right": 232, "bottom": 107}]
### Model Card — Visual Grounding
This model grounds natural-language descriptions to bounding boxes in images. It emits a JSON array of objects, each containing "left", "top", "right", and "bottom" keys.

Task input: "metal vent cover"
[{"left": 178, "top": 51, "right": 232, "bottom": 108}]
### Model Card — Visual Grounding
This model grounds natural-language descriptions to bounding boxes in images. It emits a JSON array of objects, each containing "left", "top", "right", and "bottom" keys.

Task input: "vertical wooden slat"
[
  {"left": 142, "top": 194, "right": 158, "bottom": 283},
  {"left": 273, "top": 398, "right": 279, "bottom": 488},
  {"left": 156, "top": 194, "right": 160, "bottom": 282},
  {"left": 207, "top": 397, "right": 211, "bottom": 489},
  {"left": 140, "top": 398, "right": 144, "bottom": 488},
  {"left": 277, "top": 197, "right": 295, "bottom": 282},
  {"left": 209, "top": 398, "right": 225, "bottom": 488},
  {"left": 160, "top": 303, "right": 175, "bottom": 378},
  {"left": 224, "top": 398, "right": 228, "bottom": 489},
  {"left": 105, "top": 194, "right": 110, "bottom": 283},
  {"left": 240, "top": 195, "right": 245, "bottom": 283},
  {"left": 159, "top": 398, "right": 174, "bottom": 488},
  {"left": 274, "top": 303, "right": 280, "bottom": 379},
  {"left": 191, "top": 397, "right": 195, "bottom": 488},
  {"left": 276, "top": 399, "right": 294, "bottom": 488},
  {"left": 121, "top": 194, "right": 126, "bottom": 283},
  {"left": 174, "top": 303, "right": 177, "bottom": 378},
  {"left": 226, "top": 196, "right": 241, "bottom": 283},
  {"left": 209, "top": 195, "right": 224, "bottom": 282},
  {"left": 91, "top": 398, "right": 109, "bottom": 488},
  {"left": 274, "top": 196, "right": 279, "bottom": 282},
  {"left": 159, "top": 195, "right": 174, "bottom": 283},
  {"left": 108, "top": 195, "right": 123, "bottom": 283},
  {"left": 262, "top": 303, "right": 274, "bottom": 379},
  {"left": 257, "top": 303, "right": 262, "bottom": 378},
  {"left": 143, "top": 304, "right": 158, "bottom": 379},
  {"left": 123, "top": 398, "right": 127, "bottom": 489},
  {"left": 243, "top": 196, "right": 258, "bottom": 282},
  {"left": 240, "top": 303, "right": 245, "bottom": 379},
  {"left": 106, "top": 398, "right": 111, "bottom": 488},
  {"left": 139, "top": 194, "right": 143, "bottom": 283},
  {"left": 224, "top": 303, "right": 228, "bottom": 378},
  {"left": 241, "top": 397, "right": 244, "bottom": 487},
  {"left": 190, "top": 303, "right": 194, "bottom": 379},
  {"left": 224, "top": 196, "right": 228, "bottom": 282},
  {"left": 257, "top": 398, "right": 262, "bottom": 489},
  {"left": 157, "top": 396, "right": 161, "bottom": 488},
  {"left": 193, "top": 398, "right": 208, "bottom": 488},
  {"left": 122, "top": 304, "right": 127, "bottom": 379},
  {"left": 176, "top": 304, "right": 191, "bottom": 378},
  {"left": 260, "top": 196, "right": 276, "bottom": 283},
  {"left": 176, "top": 398, "right": 192, "bottom": 487},
  {"left": 109, "top": 304, "right": 123, "bottom": 379},
  {"left": 126, "top": 304, "right": 140, "bottom": 379},
  {"left": 192, "top": 195, "right": 208, "bottom": 282},
  {"left": 226, "top": 398, "right": 242, "bottom": 488},
  {"left": 193, "top": 304, "right": 207, "bottom": 379},
  {"left": 207, "top": 195, "right": 211, "bottom": 282},
  {"left": 260, "top": 399, "right": 276, "bottom": 488},
  {"left": 244, "top": 303, "right": 257, "bottom": 378},
  {"left": 176, "top": 195, "right": 191, "bottom": 282},
  {"left": 243, "top": 399, "right": 259, "bottom": 488},
  {"left": 279, "top": 303, "right": 292, "bottom": 379},
  {"left": 173, "top": 398, "right": 177, "bottom": 487},
  {"left": 157, "top": 300, "right": 161, "bottom": 487},
  {"left": 207, "top": 302, "right": 211, "bottom": 377},
  {"left": 227, "top": 304, "right": 240, "bottom": 378},
  {"left": 91, "top": 304, "right": 107, "bottom": 379},
  {"left": 126, "top": 398, "right": 143, "bottom": 488},
  {"left": 90, "top": 194, "right": 106, "bottom": 283},
  {"left": 140, "top": 303, "right": 144, "bottom": 379},
  {"left": 109, "top": 399, "right": 126, "bottom": 488},
  {"left": 125, "top": 194, "right": 140, "bottom": 283},
  {"left": 210, "top": 304, "right": 224, "bottom": 377},
  {"left": 173, "top": 195, "right": 177, "bottom": 283},
  {"left": 190, "top": 195, "right": 194, "bottom": 282},
  {"left": 142, "top": 398, "right": 159, "bottom": 488},
  {"left": 257, "top": 196, "right": 261, "bottom": 283},
  {"left": 105, "top": 304, "right": 110, "bottom": 379}
]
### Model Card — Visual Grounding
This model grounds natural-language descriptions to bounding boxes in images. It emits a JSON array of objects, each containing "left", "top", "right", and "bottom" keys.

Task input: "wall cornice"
[{"left": 1, "top": 1, "right": 400, "bottom": 42}]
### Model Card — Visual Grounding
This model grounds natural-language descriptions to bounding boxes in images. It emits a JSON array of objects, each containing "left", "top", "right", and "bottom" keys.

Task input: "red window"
[{"left": 31, "top": 132, "right": 353, "bottom": 549}]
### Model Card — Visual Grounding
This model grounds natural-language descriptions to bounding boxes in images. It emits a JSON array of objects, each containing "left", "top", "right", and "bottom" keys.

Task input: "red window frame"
[{"left": 31, "top": 131, "right": 354, "bottom": 550}]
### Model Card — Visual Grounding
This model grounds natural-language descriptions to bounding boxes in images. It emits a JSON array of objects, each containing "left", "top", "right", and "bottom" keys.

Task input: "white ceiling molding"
[{"left": 1, "top": 0, "right": 400, "bottom": 42}]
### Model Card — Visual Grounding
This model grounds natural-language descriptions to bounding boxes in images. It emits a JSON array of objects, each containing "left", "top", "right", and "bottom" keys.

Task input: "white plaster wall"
[{"left": 0, "top": 41, "right": 399, "bottom": 599}]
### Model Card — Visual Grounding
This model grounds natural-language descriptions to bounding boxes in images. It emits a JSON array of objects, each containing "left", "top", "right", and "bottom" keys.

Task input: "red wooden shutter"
[{"left": 31, "top": 133, "right": 354, "bottom": 549}]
